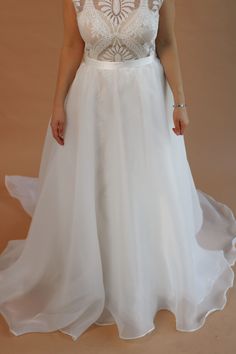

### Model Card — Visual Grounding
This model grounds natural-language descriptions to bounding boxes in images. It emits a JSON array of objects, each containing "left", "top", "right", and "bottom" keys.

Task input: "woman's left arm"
[{"left": 155, "top": 0, "right": 190, "bottom": 135}]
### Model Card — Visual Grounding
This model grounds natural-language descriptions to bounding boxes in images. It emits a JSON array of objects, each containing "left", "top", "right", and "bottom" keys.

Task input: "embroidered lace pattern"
[{"left": 72, "top": 0, "right": 164, "bottom": 61}]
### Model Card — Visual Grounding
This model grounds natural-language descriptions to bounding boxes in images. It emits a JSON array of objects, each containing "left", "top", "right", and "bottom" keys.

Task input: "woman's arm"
[
  {"left": 155, "top": 0, "right": 189, "bottom": 135},
  {"left": 51, "top": 0, "right": 85, "bottom": 145}
]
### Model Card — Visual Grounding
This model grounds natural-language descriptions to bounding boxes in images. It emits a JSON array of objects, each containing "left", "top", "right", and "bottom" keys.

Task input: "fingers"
[
  {"left": 50, "top": 121, "right": 65, "bottom": 145},
  {"left": 179, "top": 120, "right": 183, "bottom": 135},
  {"left": 58, "top": 121, "right": 64, "bottom": 140},
  {"left": 172, "top": 119, "right": 181, "bottom": 135},
  {"left": 172, "top": 119, "right": 188, "bottom": 136}
]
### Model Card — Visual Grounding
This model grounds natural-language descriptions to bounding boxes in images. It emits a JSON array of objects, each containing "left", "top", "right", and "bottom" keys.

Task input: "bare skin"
[
  {"left": 156, "top": 0, "right": 190, "bottom": 135},
  {"left": 51, "top": 0, "right": 189, "bottom": 145}
]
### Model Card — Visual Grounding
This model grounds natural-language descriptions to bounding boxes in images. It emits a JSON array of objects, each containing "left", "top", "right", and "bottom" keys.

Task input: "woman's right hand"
[{"left": 50, "top": 106, "right": 66, "bottom": 145}]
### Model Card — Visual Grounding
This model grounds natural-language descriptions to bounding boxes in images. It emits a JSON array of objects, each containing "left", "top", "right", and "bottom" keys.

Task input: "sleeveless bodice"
[{"left": 72, "top": 0, "right": 164, "bottom": 62}]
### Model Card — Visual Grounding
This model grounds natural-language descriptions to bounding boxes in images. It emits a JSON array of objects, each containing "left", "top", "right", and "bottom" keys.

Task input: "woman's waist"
[{"left": 82, "top": 52, "right": 160, "bottom": 69}]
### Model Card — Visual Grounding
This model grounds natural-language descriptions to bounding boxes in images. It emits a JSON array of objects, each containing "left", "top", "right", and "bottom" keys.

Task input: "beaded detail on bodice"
[{"left": 72, "top": 0, "right": 164, "bottom": 61}]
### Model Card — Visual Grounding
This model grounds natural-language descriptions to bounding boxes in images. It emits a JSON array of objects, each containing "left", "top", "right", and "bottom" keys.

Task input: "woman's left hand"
[{"left": 172, "top": 107, "right": 190, "bottom": 135}]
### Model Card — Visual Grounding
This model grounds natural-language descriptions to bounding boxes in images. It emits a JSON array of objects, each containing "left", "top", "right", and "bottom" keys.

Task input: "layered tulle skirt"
[{"left": 1, "top": 52, "right": 236, "bottom": 341}]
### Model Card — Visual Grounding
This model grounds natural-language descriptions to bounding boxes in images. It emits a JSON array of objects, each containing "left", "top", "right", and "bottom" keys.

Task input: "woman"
[{"left": 1, "top": 0, "right": 236, "bottom": 341}]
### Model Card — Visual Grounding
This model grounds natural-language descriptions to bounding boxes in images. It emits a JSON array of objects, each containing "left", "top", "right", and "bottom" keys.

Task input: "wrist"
[
  {"left": 173, "top": 91, "right": 185, "bottom": 105},
  {"left": 52, "top": 102, "right": 65, "bottom": 111}
]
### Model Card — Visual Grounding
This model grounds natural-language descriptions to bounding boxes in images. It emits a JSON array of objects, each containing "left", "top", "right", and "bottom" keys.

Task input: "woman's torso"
[{"left": 72, "top": 0, "right": 163, "bottom": 62}]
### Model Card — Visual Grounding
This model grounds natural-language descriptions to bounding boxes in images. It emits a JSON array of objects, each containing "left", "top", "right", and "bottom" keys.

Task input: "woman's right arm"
[{"left": 51, "top": 0, "right": 85, "bottom": 145}]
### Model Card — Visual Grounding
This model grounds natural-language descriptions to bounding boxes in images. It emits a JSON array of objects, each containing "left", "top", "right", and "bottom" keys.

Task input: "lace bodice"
[{"left": 72, "top": 0, "right": 164, "bottom": 61}]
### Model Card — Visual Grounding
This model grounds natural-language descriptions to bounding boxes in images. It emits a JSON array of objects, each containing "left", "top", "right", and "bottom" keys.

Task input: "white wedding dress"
[{"left": 1, "top": 0, "right": 236, "bottom": 341}]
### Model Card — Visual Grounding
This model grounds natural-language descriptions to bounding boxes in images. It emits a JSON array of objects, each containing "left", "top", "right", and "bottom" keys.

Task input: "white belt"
[{"left": 82, "top": 52, "right": 158, "bottom": 69}]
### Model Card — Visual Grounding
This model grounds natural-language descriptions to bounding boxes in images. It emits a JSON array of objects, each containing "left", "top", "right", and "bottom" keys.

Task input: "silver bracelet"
[{"left": 172, "top": 103, "right": 187, "bottom": 108}]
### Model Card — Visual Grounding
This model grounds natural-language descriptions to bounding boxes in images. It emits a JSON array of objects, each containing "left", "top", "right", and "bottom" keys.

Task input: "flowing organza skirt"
[{"left": 1, "top": 52, "right": 236, "bottom": 341}]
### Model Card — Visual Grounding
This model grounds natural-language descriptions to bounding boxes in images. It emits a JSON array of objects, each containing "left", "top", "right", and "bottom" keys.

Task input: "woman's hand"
[
  {"left": 172, "top": 107, "right": 190, "bottom": 135},
  {"left": 50, "top": 106, "right": 66, "bottom": 145}
]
